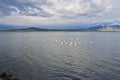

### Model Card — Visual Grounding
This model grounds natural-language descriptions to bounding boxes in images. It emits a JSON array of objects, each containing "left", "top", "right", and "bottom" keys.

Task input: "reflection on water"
[{"left": 0, "top": 32, "right": 120, "bottom": 80}]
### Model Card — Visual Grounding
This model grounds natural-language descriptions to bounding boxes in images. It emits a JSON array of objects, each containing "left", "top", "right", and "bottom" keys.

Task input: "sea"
[{"left": 0, "top": 32, "right": 120, "bottom": 80}]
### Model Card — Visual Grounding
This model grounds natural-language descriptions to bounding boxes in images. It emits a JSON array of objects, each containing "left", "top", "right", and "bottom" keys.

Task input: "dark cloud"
[{"left": 0, "top": 0, "right": 52, "bottom": 17}]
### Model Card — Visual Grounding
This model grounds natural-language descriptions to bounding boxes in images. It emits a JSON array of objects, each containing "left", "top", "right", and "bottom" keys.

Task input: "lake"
[{"left": 0, "top": 32, "right": 120, "bottom": 80}]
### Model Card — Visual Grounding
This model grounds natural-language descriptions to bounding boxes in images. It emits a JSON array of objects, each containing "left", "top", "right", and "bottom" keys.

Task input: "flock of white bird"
[{"left": 42, "top": 38, "right": 94, "bottom": 46}]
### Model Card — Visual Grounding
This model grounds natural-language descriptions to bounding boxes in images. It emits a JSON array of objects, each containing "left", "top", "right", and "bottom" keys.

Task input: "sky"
[{"left": 0, "top": 0, "right": 120, "bottom": 29}]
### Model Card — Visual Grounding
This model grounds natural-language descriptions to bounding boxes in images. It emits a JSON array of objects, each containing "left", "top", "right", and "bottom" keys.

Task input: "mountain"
[
  {"left": 20, "top": 27, "right": 47, "bottom": 30},
  {"left": 0, "top": 23, "right": 120, "bottom": 31},
  {"left": 87, "top": 24, "right": 120, "bottom": 31},
  {"left": 17, "top": 26, "right": 120, "bottom": 31},
  {"left": 0, "top": 25, "right": 47, "bottom": 31},
  {"left": 87, "top": 25, "right": 104, "bottom": 30}
]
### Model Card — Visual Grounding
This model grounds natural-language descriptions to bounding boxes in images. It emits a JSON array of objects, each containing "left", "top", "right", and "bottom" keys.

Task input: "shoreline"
[{"left": 0, "top": 30, "right": 120, "bottom": 32}]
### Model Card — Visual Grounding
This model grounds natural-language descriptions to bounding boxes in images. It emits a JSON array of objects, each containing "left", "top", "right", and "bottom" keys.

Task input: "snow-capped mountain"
[{"left": 87, "top": 24, "right": 120, "bottom": 31}]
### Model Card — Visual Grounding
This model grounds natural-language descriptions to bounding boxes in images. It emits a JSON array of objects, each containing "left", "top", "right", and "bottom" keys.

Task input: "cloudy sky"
[{"left": 0, "top": 0, "right": 120, "bottom": 28}]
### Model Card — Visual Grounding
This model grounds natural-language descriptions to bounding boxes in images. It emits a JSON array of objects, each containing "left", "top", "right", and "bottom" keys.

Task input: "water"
[{"left": 0, "top": 32, "right": 120, "bottom": 80}]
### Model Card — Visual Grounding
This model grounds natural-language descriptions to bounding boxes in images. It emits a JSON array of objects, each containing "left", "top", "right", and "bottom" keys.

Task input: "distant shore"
[{"left": 0, "top": 30, "right": 120, "bottom": 32}]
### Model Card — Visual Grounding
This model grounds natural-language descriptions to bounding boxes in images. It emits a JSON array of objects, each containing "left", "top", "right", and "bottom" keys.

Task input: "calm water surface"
[{"left": 0, "top": 32, "right": 120, "bottom": 80}]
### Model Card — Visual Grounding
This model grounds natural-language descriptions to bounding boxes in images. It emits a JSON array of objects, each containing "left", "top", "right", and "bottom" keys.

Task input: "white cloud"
[
  {"left": 10, "top": 6, "right": 20, "bottom": 16},
  {"left": 17, "top": 0, "right": 41, "bottom": 4},
  {"left": 0, "top": 0, "right": 120, "bottom": 27},
  {"left": 0, "top": 16, "right": 76, "bottom": 27},
  {"left": 41, "top": 0, "right": 114, "bottom": 18}
]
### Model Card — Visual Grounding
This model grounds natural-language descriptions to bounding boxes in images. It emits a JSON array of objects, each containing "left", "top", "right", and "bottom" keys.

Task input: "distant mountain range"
[
  {"left": 16, "top": 27, "right": 47, "bottom": 31},
  {"left": 20, "top": 24, "right": 120, "bottom": 31},
  {"left": 87, "top": 24, "right": 120, "bottom": 31},
  {"left": 0, "top": 24, "right": 120, "bottom": 31}
]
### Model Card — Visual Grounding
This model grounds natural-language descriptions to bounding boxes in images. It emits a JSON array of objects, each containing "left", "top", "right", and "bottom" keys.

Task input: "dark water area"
[{"left": 0, "top": 32, "right": 120, "bottom": 80}]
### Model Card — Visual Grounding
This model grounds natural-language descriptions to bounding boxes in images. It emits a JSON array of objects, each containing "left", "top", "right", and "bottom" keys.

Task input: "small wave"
[{"left": 53, "top": 74, "right": 81, "bottom": 80}]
